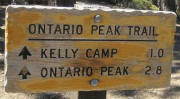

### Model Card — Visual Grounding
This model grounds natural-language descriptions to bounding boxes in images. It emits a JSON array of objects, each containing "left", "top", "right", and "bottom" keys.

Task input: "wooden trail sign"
[{"left": 5, "top": 5, "right": 176, "bottom": 92}]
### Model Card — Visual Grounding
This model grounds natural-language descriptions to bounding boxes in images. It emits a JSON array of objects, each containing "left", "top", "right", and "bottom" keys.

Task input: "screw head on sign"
[
  {"left": 90, "top": 79, "right": 99, "bottom": 87},
  {"left": 94, "top": 14, "right": 102, "bottom": 23}
]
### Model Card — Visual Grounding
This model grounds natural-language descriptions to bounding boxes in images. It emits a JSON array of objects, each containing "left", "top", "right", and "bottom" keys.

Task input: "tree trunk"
[
  {"left": 160, "top": 0, "right": 176, "bottom": 12},
  {"left": 57, "top": 0, "right": 75, "bottom": 7},
  {"left": 168, "top": 0, "right": 176, "bottom": 12}
]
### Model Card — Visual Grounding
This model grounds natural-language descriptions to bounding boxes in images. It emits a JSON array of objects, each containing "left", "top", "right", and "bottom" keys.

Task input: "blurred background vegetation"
[
  {"left": 0, "top": 0, "right": 177, "bottom": 10},
  {"left": 0, "top": 0, "right": 178, "bottom": 11},
  {"left": 0, "top": 0, "right": 179, "bottom": 17}
]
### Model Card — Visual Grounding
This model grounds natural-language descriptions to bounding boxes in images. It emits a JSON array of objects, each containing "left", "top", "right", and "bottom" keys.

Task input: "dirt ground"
[{"left": 1, "top": 2, "right": 180, "bottom": 99}]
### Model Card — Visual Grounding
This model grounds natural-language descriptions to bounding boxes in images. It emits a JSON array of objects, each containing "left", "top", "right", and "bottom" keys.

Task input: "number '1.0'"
[{"left": 150, "top": 49, "right": 164, "bottom": 58}]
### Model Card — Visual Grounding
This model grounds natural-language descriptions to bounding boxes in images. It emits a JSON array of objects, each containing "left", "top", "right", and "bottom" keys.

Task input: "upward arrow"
[
  {"left": 18, "top": 66, "right": 31, "bottom": 79},
  {"left": 18, "top": 46, "right": 32, "bottom": 60}
]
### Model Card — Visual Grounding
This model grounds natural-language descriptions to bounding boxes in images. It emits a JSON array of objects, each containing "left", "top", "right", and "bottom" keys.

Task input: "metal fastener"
[
  {"left": 94, "top": 15, "right": 102, "bottom": 23},
  {"left": 90, "top": 79, "right": 99, "bottom": 87}
]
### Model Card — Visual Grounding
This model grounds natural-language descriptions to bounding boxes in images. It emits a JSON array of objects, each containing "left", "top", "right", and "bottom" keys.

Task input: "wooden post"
[{"left": 78, "top": 91, "right": 106, "bottom": 99}]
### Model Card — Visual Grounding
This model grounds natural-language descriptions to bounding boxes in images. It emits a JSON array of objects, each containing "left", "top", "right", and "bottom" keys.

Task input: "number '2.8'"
[{"left": 145, "top": 66, "right": 162, "bottom": 75}]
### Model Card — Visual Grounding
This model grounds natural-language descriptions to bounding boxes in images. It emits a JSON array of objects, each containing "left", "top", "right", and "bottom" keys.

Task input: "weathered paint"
[{"left": 5, "top": 5, "right": 176, "bottom": 92}]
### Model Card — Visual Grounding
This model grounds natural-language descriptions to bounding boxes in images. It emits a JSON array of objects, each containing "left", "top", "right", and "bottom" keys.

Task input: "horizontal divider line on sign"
[{"left": 28, "top": 38, "right": 157, "bottom": 42}]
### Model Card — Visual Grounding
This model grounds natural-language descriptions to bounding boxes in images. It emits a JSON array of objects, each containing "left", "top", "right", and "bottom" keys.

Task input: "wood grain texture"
[{"left": 5, "top": 5, "right": 176, "bottom": 92}]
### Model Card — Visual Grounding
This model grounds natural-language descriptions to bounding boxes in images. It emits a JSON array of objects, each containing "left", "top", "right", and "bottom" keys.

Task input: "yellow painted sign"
[{"left": 5, "top": 5, "right": 176, "bottom": 92}]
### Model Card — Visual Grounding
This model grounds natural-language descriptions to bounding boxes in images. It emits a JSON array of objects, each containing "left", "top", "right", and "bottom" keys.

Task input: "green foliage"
[{"left": 128, "top": 0, "right": 159, "bottom": 10}]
